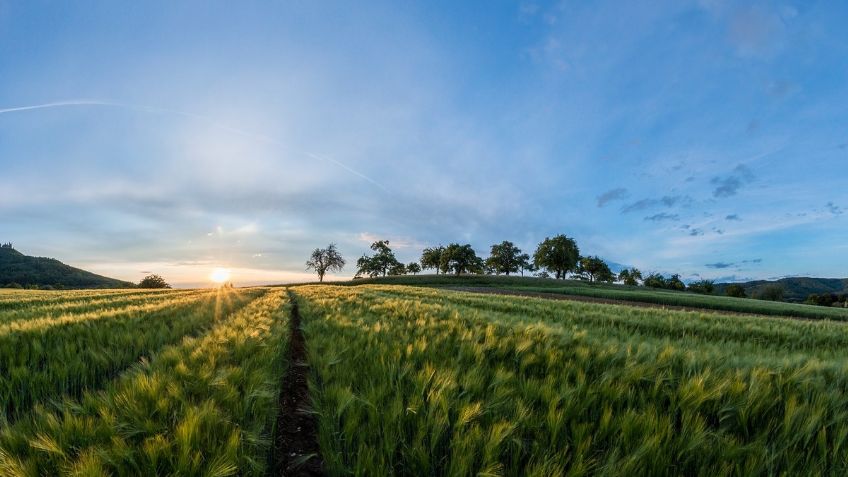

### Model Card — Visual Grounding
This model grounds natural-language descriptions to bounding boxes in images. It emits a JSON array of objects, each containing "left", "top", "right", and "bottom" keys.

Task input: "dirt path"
[
  {"left": 446, "top": 286, "right": 811, "bottom": 321},
  {"left": 269, "top": 292, "right": 324, "bottom": 476}
]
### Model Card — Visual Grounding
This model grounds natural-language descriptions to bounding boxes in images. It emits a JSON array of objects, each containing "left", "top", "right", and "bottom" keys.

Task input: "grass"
[
  {"left": 294, "top": 284, "right": 848, "bottom": 476},
  {"left": 338, "top": 274, "right": 848, "bottom": 321}
]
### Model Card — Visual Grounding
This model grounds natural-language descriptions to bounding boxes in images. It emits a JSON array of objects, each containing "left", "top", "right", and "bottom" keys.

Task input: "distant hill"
[
  {"left": 714, "top": 277, "right": 848, "bottom": 302},
  {"left": 0, "top": 245, "right": 134, "bottom": 289}
]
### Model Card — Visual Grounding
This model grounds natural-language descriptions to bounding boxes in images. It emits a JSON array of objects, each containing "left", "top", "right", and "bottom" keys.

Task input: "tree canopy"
[
  {"left": 420, "top": 246, "right": 444, "bottom": 274},
  {"left": 440, "top": 243, "right": 484, "bottom": 275},
  {"left": 138, "top": 274, "right": 171, "bottom": 289},
  {"left": 356, "top": 240, "right": 402, "bottom": 278},
  {"left": 485, "top": 241, "right": 523, "bottom": 276},
  {"left": 533, "top": 235, "right": 580, "bottom": 279},
  {"left": 577, "top": 256, "right": 614, "bottom": 283}
]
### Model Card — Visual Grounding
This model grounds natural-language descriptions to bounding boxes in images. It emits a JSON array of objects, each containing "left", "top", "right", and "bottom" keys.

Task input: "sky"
[{"left": 1, "top": 0, "right": 847, "bottom": 287}]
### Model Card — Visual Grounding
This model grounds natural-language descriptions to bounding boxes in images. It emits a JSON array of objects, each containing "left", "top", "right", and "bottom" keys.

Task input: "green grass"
[
  {"left": 294, "top": 284, "right": 848, "bottom": 476},
  {"left": 336, "top": 274, "right": 848, "bottom": 321}
]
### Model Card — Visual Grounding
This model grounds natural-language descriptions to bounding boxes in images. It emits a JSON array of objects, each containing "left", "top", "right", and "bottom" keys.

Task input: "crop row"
[
  {"left": 0, "top": 288, "right": 262, "bottom": 421},
  {"left": 294, "top": 285, "right": 848, "bottom": 476},
  {"left": 0, "top": 288, "right": 290, "bottom": 476},
  {"left": 0, "top": 289, "right": 157, "bottom": 311},
  {"left": 0, "top": 289, "right": 201, "bottom": 324},
  {"left": 508, "top": 285, "right": 848, "bottom": 321}
]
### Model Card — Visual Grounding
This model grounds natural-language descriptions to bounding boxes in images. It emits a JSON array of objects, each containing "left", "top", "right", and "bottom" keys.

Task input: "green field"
[
  {"left": 344, "top": 274, "right": 848, "bottom": 321},
  {"left": 2, "top": 283, "right": 848, "bottom": 475}
]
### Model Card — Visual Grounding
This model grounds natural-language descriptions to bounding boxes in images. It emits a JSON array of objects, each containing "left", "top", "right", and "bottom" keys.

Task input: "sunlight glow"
[{"left": 210, "top": 267, "right": 232, "bottom": 284}]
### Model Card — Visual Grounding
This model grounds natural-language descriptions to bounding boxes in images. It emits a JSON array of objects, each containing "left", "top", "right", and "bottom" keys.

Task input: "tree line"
[{"left": 305, "top": 234, "right": 731, "bottom": 294}]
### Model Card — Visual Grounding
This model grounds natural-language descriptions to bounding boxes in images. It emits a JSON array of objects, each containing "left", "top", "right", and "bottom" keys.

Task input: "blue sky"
[{"left": 1, "top": 0, "right": 847, "bottom": 287}]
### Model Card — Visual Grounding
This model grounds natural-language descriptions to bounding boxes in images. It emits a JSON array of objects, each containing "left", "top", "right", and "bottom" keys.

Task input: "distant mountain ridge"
[
  {"left": 714, "top": 277, "right": 848, "bottom": 302},
  {"left": 0, "top": 245, "right": 134, "bottom": 289}
]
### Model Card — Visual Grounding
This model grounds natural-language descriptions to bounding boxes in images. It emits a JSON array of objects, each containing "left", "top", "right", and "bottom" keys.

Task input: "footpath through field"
[{"left": 269, "top": 291, "right": 324, "bottom": 476}]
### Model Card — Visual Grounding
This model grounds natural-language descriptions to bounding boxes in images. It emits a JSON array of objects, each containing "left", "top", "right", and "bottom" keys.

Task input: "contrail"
[{"left": 0, "top": 99, "right": 389, "bottom": 193}]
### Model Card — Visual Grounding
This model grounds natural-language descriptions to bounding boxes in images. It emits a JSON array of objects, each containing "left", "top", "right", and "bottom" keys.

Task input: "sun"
[{"left": 210, "top": 267, "right": 231, "bottom": 284}]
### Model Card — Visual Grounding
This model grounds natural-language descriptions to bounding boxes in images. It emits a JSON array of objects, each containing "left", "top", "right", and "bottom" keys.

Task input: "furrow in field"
[
  {"left": 0, "top": 288, "right": 290, "bottom": 476},
  {"left": 268, "top": 291, "right": 324, "bottom": 476},
  {"left": 294, "top": 285, "right": 848, "bottom": 476},
  {"left": 0, "top": 288, "right": 262, "bottom": 421}
]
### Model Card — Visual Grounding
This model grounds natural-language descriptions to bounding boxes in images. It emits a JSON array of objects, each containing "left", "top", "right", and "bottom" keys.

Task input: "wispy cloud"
[
  {"left": 621, "top": 195, "right": 690, "bottom": 213},
  {"left": 711, "top": 164, "right": 755, "bottom": 198},
  {"left": 596, "top": 187, "right": 628, "bottom": 207},
  {"left": 644, "top": 213, "right": 679, "bottom": 222}
]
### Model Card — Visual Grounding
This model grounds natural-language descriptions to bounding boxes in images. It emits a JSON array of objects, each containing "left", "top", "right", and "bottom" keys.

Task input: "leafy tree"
[
  {"left": 643, "top": 273, "right": 667, "bottom": 289},
  {"left": 485, "top": 241, "right": 523, "bottom": 276},
  {"left": 756, "top": 284, "right": 785, "bottom": 302},
  {"left": 389, "top": 262, "right": 407, "bottom": 276},
  {"left": 535, "top": 270, "right": 550, "bottom": 279},
  {"left": 577, "top": 256, "right": 614, "bottom": 283},
  {"left": 517, "top": 253, "right": 534, "bottom": 277},
  {"left": 666, "top": 274, "right": 686, "bottom": 291},
  {"left": 139, "top": 274, "right": 171, "bottom": 289},
  {"left": 420, "top": 246, "right": 444, "bottom": 274},
  {"left": 688, "top": 279, "right": 715, "bottom": 295},
  {"left": 356, "top": 240, "right": 401, "bottom": 277},
  {"left": 618, "top": 268, "right": 643, "bottom": 286},
  {"left": 726, "top": 284, "right": 747, "bottom": 298},
  {"left": 406, "top": 262, "right": 421, "bottom": 275},
  {"left": 0, "top": 243, "right": 12, "bottom": 249},
  {"left": 440, "top": 243, "right": 484, "bottom": 275},
  {"left": 305, "top": 243, "right": 346, "bottom": 282},
  {"left": 533, "top": 235, "right": 580, "bottom": 279},
  {"left": 4, "top": 282, "right": 22, "bottom": 289}
]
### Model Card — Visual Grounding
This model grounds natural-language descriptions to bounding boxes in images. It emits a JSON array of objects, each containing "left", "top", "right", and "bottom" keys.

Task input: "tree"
[
  {"left": 517, "top": 253, "right": 534, "bottom": 277},
  {"left": 389, "top": 262, "right": 407, "bottom": 276},
  {"left": 139, "top": 274, "right": 171, "bottom": 289},
  {"left": 618, "top": 268, "right": 643, "bottom": 286},
  {"left": 305, "top": 243, "right": 346, "bottom": 282},
  {"left": 406, "top": 262, "right": 421, "bottom": 275},
  {"left": 485, "top": 241, "right": 523, "bottom": 276},
  {"left": 726, "top": 284, "right": 747, "bottom": 298},
  {"left": 440, "top": 243, "right": 484, "bottom": 275},
  {"left": 533, "top": 235, "right": 580, "bottom": 279},
  {"left": 666, "top": 274, "right": 686, "bottom": 291},
  {"left": 356, "top": 240, "right": 401, "bottom": 278},
  {"left": 577, "top": 256, "right": 614, "bottom": 283},
  {"left": 420, "top": 246, "right": 444, "bottom": 274},
  {"left": 643, "top": 273, "right": 667, "bottom": 289},
  {"left": 0, "top": 243, "right": 12, "bottom": 249},
  {"left": 756, "top": 284, "right": 785, "bottom": 302},
  {"left": 688, "top": 279, "right": 715, "bottom": 295}
]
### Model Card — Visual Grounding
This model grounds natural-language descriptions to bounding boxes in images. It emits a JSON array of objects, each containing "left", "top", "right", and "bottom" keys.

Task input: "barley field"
[
  {"left": 294, "top": 285, "right": 848, "bottom": 476},
  {"left": 3, "top": 284, "right": 848, "bottom": 476}
]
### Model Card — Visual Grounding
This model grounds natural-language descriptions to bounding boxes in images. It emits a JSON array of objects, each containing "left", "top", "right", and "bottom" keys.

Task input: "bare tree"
[{"left": 306, "top": 244, "right": 346, "bottom": 282}]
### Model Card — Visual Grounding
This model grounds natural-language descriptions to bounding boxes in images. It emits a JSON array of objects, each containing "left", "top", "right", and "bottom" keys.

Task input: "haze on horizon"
[{"left": 1, "top": 1, "right": 846, "bottom": 287}]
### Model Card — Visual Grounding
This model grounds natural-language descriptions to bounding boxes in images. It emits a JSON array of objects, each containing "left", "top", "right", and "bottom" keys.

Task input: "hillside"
[
  {"left": 715, "top": 277, "right": 848, "bottom": 302},
  {"left": 0, "top": 245, "right": 134, "bottom": 288}
]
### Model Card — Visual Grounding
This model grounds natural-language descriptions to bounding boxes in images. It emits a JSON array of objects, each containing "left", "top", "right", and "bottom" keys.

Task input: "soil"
[{"left": 269, "top": 292, "right": 324, "bottom": 476}]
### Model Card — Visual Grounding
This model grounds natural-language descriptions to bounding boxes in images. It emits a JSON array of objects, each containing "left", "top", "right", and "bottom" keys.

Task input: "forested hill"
[
  {"left": 715, "top": 277, "right": 848, "bottom": 302},
  {"left": 0, "top": 245, "right": 134, "bottom": 289}
]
